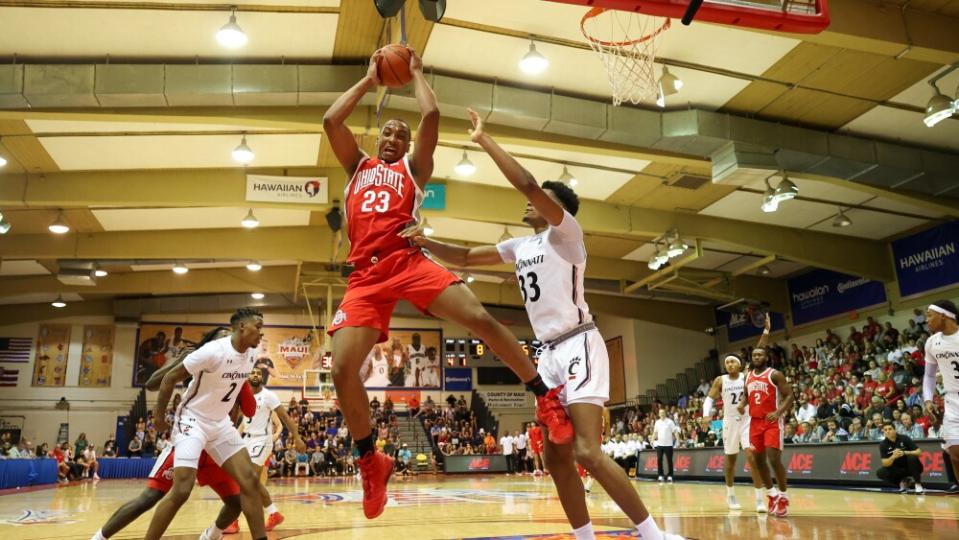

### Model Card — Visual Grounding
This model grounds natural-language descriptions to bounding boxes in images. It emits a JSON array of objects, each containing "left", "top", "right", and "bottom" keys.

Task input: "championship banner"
[
  {"left": 716, "top": 309, "right": 785, "bottom": 344},
  {"left": 79, "top": 325, "right": 114, "bottom": 388},
  {"left": 444, "top": 367, "right": 473, "bottom": 391},
  {"left": 32, "top": 324, "right": 71, "bottom": 387},
  {"left": 245, "top": 174, "right": 329, "bottom": 204},
  {"left": 787, "top": 269, "right": 887, "bottom": 326},
  {"left": 892, "top": 221, "right": 959, "bottom": 298},
  {"left": 479, "top": 390, "right": 533, "bottom": 409},
  {"left": 637, "top": 440, "right": 948, "bottom": 488}
]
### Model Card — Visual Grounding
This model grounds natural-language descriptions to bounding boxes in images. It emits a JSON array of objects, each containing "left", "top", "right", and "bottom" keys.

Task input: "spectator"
[
  {"left": 81, "top": 444, "right": 100, "bottom": 480},
  {"left": 847, "top": 417, "right": 866, "bottom": 441},
  {"left": 74, "top": 433, "right": 89, "bottom": 458},
  {"left": 877, "top": 423, "right": 924, "bottom": 494},
  {"left": 127, "top": 435, "right": 143, "bottom": 457},
  {"left": 897, "top": 413, "right": 925, "bottom": 440},
  {"left": 397, "top": 444, "right": 413, "bottom": 476},
  {"left": 796, "top": 396, "right": 817, "bottom": 423},
  {"left": 783, "top": 424, "right": 795, "bottom": 444},
  {"left": 653, "top": 409, "right": 679, "bottom": 483},
  {"left": 281, "top": 449, "right": 297, "bottom": 477},
  {"left": 499, "top": 431, "right": 515, "bottom": 475},
  {"left": 446, "top": 394, "right": 457, "bottom": 408},
  {"left": 513, "top": 430, "right": 528, "bottom": 475},
  {"left": 50, "top": 443, "right": 72, "bottom": 483},
  {"left": 35, "top": 442, "right": 49, "bottom": 459},
  {"left": 408, "top": 396, "right": 420, "bottom": 417},
  {"left": 695, "top": 378, "right": 710, "bottom": 396},
  {"left": 310, "top": 446, "right": 325, "bottom": 476},
  {"left": 141, "top": 432, "right": 156, "bottom": 458},
  {"left": 370, "top": 396, "right": 380, "bottom": 411},
  {"left": 102, "top": 438, "right": 116, "bottom": 458},
  {"left": 794, "top": 422, "right": 819, "bottom": 444},
  {"left": 295, "top": 449, "right": 310, "bottom": 476}
]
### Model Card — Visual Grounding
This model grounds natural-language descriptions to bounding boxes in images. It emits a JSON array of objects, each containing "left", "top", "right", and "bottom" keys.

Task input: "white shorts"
[
  {"left": 722, "top": 415, "right": 751, "bottom": 455},
  {"left": 244, "top": 434, "right": 274, "bottom": 467},
  {"left": 172, "top": 413, "right": 246, "bottom": 469},
  {"left": 538, "top": 329, "right": 609, "bottom": 408},
  {"left": 943, "top": 393, "right": 959, "bottom": 449}
]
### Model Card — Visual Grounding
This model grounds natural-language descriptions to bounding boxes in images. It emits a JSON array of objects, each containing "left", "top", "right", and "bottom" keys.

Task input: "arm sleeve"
[
  {"left": 182, "top": 342, "right": 217, "bottom": 376},
  {"left": 239, "top": 381, "right": 256, "bottom": 418},
  {"left": 703, "top": 397, "right": 714, "bottom": 418},
  {"left": 495, "top": 237, "right": 521, "bottom": 263},
  {"left": 923, "top": 360, "right": 938, "bottom": 402},
  {"left": 546, "top": 211, "right": 587, "bottom": 264}
]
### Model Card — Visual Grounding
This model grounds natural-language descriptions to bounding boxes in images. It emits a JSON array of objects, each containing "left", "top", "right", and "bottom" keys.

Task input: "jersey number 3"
[
  {"left": 517, "top": 272, "right": 541, "bottom": 303},
  {"left": 360, "top": 191, "right": 390, "bottom": 213}
]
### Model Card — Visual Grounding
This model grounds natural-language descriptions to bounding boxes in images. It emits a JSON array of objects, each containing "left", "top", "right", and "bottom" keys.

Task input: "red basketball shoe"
[
  {"left": 223, "top": 520, "right": 239, "bottom": 534},
  {"left": 774, "top": 495, "right": 789, "bottom": 517},
  {"left": 265, "top": 511, "right": 285, "bottom": 531},
  {"left": 358, "top": 451, "right": 394, "bottom": 519}
]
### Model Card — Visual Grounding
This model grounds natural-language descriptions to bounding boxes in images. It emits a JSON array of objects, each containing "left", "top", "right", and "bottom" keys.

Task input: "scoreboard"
[{"left": 444, "top": 337, "right": 542, "bottom": 366}]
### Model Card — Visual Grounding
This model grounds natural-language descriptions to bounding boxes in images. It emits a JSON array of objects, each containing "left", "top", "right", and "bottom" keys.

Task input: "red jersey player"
[
  {"left": 322, "top": 47, "right": 572, "bottom": 520},
  {"left": 738, "top": 338, "right": 794, "bottom": 517},
  {"left": 527, "top": 422, "right": 544, "bottom": 475}
]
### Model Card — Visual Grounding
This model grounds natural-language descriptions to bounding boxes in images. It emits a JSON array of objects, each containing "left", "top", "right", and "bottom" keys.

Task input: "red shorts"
[
  {"left": 749, "top": 417, "right": 783, "bottom": 453},
  {"left": 576, "top": 462, "right": 587, "bottom": 478},
  {"left": 328, "top": 248, "right": 460, "bottom": 343},
  {"left": 530, "top": 440, "right": 544, "bottom": 454},
  {"left": 147, "top": 449, "right": 240, "bottom": 499}
]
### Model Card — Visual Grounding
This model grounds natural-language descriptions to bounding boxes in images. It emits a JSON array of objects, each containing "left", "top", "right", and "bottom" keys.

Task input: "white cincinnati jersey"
[
  {"left": 721, "top": 374, "right": 747, "bottom": 420},
  {"left": 496, "top": 210, "right": 590, "bottom": 341},
  {"left": 926, "top": 331, "right": 959, "bottom": 394},
  {"left": 178, "top": 336, "right": 256, "bottom": 423},
  {"left": 406, "top": 344, "right": 426, "bottom": 386},
  {"left": 245, "top": 388, "right": 281, "bottom": 437},
  {"left": 367, "top": 355, "right": 391, "bottom": 386}
]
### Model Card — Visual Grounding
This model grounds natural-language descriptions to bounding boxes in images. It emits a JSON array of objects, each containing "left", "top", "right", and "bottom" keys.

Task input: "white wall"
[{"left": 633, "top": 319, "right": 715, "bottom": 395}]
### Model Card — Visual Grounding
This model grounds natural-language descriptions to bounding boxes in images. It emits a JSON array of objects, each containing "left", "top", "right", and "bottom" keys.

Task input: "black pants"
[
  {"left": 505, "top": 453, "right": 515, "bottom": 474},
  {"left": 657, "top": 446, "right": 674, "bottom": 478},
  {"left": 877, "top": 455, "right": 924, "bottom": 486},
  {"left": 945, "top": 450, "right": 957, "bottom": 484},
  {"left": 515, "top": 449, "right": 527, "bottom": 473}
]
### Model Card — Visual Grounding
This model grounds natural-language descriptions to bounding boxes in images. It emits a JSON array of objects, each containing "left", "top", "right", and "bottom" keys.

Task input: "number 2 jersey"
[
  {"left": 496, "top": 210, "right": 591, "bottom": 341},
  {"left": 344, "top": 155, "right": 424, "bottom": 265},
  {"left": 178, "top": 336, "right": 257, "bottom": 424}
]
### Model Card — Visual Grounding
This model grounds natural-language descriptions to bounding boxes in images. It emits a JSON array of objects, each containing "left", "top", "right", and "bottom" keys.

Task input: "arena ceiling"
[{"left": 0, "top": 0, "right": 957, "bottom": 327}]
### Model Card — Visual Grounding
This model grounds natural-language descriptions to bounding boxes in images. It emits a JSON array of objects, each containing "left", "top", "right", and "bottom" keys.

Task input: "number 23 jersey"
[
  {"left": 496, "top": 210, "right": 591, "bottom": 341},
  {"left": 179, "top": 336, "right": 257, "bottom": 423}
]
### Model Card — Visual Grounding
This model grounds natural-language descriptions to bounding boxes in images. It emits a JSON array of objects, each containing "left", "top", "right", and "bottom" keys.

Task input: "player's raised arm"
[
  {"left": 408, "top": 48, "right": 439, "bottom": 189},
  {"left": 466, "top": 108, "right": 564, "bottom": 227},
  {"left": 756, "top": 312, "right": 772, "bottom": 349},
  {"left": 323, "top": 50, "right": 381, "bottom": 175}
]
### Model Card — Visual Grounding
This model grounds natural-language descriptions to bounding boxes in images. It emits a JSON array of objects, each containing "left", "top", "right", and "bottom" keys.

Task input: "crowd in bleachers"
[
  {"left": 606, "top": 308, "right": 946, "bottom": 454},
  {"left": 420, "top": 394, "right": 489, "bottom": 456}
]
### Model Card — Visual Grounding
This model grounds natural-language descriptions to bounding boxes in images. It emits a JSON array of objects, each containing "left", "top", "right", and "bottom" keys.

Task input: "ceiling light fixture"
[
  {"left": 655, "top": 89, "right": 666, "bottom": 109},
  {"left": 519, "top": 39, "right": 549, "bottom": 75},
  {"left": 241, "top": 208, "right": 259, "bottom": 229},
  {"left": 772, "top": 172, "right": 799, "bottom": 203},
  {"left": 558, "top": 165, "right": 578, "bottom": 187},
  {"left": 658, "top": 65, "right": 683, "bottom": 96},
  {"left": 833, "top": 208, "right": 852, "bottom": 228},
  {"left": 454, "top": 150, "right": 476, "bottom": 176},
  {"left": 0, "top": 212, "right": 9, "bottom": 234},
  {"left": 172, "top": 262, "right": 189, "bottom": 275},
  {"left": 422, "top": 218, "right": 434, "bottom": 237},
  {"left": 759, "top": 265, "right": 771, "bottom": 276},
  {"left": 216, "top": 8, "right": 248, "bottom": 49},
  {"left": 499, "top": 227, "right": 513, "bottom": 243},
  {"left": 246, "top": 260, "right": 263, "bottom": 271},
  {"left": 251, "top": 292, "right": 265, "bottom": 300},
  {"left": 48, "top": 211, "right": 70, "bottom": 234},
  {"left": 93, "top": 263, "right": 108, "bottom": 278},
  {"left": 761, "top": 178, "right": 779, "bottom": 213},
  {"left": 232, "top": 134, "right": 255, "bottom": 164},
  {"left": 923, "top": 90, "right": 955, "bottom": 128},
  {"left": 51, "top": 294, "right": 67, "bottom": 308},
  {"left": 463, "top": 272, "right": 475, "bottom": 284},
  {"left": 666, "top": 235, "right": 688, "bottom": 258}
]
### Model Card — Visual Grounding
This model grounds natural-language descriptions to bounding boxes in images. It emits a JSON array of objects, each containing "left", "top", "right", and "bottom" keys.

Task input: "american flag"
[
  {"left": 0, "top": 365, "right": 18, "bottom": 387},
  {"left": 0, "top": 337, "right": 32, "bottom": 363}
]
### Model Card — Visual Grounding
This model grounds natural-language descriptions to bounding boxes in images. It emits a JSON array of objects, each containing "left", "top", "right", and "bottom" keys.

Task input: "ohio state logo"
[{"left": 332, "top": 310, "right": 347, "bottom": 326}]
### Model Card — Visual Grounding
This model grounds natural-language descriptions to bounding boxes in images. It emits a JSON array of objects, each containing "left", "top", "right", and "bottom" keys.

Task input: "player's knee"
[
  {"left": 572, "top": 444, "right": 603, "bottom": 471},
  {"left": 223, "top": 494, "right": 242, "bottom": 512},
  {"left": 169, "top": 481, "right": 194, "bottom": 504},
  {"left": 235, "top": 474, "right": 260, "bottom": 495}
]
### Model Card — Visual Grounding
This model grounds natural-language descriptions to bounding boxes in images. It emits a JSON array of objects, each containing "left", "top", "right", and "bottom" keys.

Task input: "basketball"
[{"left": 376, "top": 44, "right": 413, "bottom": 88}]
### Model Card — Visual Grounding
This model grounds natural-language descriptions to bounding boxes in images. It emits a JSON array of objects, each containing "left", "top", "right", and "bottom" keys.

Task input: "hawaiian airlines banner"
[
  {"left": 715, "top": 309, "right": 786, "bottom": 344},
  {"left": 892, "top": 221, "right": 959, "bottom": 298},
  {"left": 787, "top": 269, "right": 887, "bottom": 326}
]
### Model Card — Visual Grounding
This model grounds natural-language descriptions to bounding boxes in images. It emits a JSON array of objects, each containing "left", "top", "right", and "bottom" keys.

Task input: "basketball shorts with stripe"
[
  {"left": 722, "top": 415, "right": 751, "bottom": 455},
  {"left": 244, "top": 433, "right": 274, "bottom": 467},
  {"left": 538, "top": 329, "right": 609, "bottom": 408},
  {"left": 172, "top": 413, "right": 247, "bottom": 469}
]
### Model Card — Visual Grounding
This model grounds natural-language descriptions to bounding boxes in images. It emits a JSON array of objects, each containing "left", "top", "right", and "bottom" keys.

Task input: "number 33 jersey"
[
  {"left": 496, "top": 210, "right": 591, "bottom": 341},
  {"left": 344, "top": 155, "right": 424, "bottom": 265},
  {"left": 179, "top": 336, "right": 257, "bottom": 423}
]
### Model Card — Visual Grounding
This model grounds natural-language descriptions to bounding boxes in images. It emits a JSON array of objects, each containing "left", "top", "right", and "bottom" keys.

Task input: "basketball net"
[{"left": 581, "top": 7, "right": 670, "bottom": 107}]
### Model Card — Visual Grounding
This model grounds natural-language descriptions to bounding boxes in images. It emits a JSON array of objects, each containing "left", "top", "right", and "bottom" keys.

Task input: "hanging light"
[
  {"left": 172, "top": 262, "right": 189, "bottom": 275},
  {"left": 48, "top": 211, "right": 70, "bottom": 234},
  {"left": 761, "top": 178, "right": 779, "bottom": 213},
  {"left": 216, "top": 8, "right": 248, "bottom": 49},
  {"left": 647, "top": 257, "right": 663, "bottom": 270},
  {"left": 666, "top": 233, "right": 688, "bottom": 258},
  {"left": 251, "top": 292, "right": 265, "bottom": 300},
  {"left": 0, "top": 215, "right": 10, "bottom": 234},
  {"left": 833, "top": 208, "right": 852, "bottom": 228},
  {"left": 772, "top": 173, "right": 799, "bottom": 203},
  {"left": 51, "top": 294, "right": 67, "bottom": 308},
  {"left": 463, "top": 272, "right": 475, "bottom": 283},
  {"left": 241, "top": 208, "right": 259, "bottom": 229},
  {"left": 0, "top": 155, "right": 6, "bottom": 168},
  {"left": 454, "top": 150, "right": 476, "bottom": 176},
  {"left": 246, "top": 260, "right": 263, "bottom": 271},
  {"left": 924, "top": 88, "right": 956, "bottom": 128},
  {"left": 499, "top": 226, "right": 513, "bottom": 243},
  {"left": 232, "top": 135, "right": 255, "bottom": 164},
  {"left": 558, "top": 165, "right": 577, "bottom": 187},
  {"left": 422, "top": 218, "right": 434, "bottom": 237},
  {"left": 759, "top": 265, "right": 771, "bottom": 276},
  {"left": 519, "top": 39, "right": 549, "bottom": 75},
  {"left": 658, "top": 66, "right": 683, "bottom": 96},
  {"left": 655, "top": 89, "right": 666, "bottom": 109},
  {"left": 93, "top": 263, "right": 108, "bottom": 278}
]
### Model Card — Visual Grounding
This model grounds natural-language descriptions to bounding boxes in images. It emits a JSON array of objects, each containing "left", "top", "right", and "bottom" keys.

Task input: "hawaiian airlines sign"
[
  {"left": 892, "top": 222, "right": 959, "bottom": 298},
  {"left": 246, "top": 174, "right": 329, "bottom": 205}
]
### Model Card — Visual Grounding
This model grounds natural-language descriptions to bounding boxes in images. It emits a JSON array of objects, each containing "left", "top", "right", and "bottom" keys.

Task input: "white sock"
[
  {"left": 755, "top": 488, "right": 764, "bottom": 501},
  {"left": 778, "top": 489, "right": 788, "bottom": 499},
  {"left": 572, "top": 521, "right": 595, "bottom": 540},
  {"left": 584, "top": 477, "right": 594, "bottom": 491},
  {"left": 635, "top": 516, "right": 664, "bottom": 540},
  {"left": 92, "top": 530, "right": 107, "bottom": 540},
  {"left": 266, "top": 503, "right": 278, "bottom": 514},
  {"left": 726, "top": 486, "right": 735, "bottom": 497},
  {"left": 205, "top": 526, "right": 223, "bottom": 540},
  {"left": 767, "top": 487, "right": 779, "bottom": 498}
]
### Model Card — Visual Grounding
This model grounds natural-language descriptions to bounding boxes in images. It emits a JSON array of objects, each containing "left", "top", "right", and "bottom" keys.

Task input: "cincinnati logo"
[
  {"left": 839, "top": 451, "right": 872, "bottom": 475},
  {"left": 568, "top": 356, "right": 582, "bottom": 377},
  {"left": 787, "top": 453, "right": 814, "bottom": 474}
]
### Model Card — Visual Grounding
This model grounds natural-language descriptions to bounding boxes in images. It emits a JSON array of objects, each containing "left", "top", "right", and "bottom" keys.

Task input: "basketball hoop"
[{"left": 581, "top": 7, "right": 670, "bottom": 106}]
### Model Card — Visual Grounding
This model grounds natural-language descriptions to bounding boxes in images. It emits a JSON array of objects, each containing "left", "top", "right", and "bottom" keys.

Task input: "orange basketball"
[{"left": 376, "top": 44, "right": 413, "bottom": 88}]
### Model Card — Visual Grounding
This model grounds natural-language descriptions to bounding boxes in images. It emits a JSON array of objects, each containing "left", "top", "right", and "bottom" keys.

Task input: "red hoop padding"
[
  {"left": 556, "top": 0, "right": 830, "bottom": 34},
  {"left": 581, "top": 7, "right": 672, "bottom": 47}
]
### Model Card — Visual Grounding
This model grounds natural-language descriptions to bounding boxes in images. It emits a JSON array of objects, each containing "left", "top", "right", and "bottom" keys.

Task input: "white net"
[
  {"left": 302, "top": 369, "right": 335, "bottom": 402},
  {"left": 581, "top": 8, "right": 671, "bottom": 107}
]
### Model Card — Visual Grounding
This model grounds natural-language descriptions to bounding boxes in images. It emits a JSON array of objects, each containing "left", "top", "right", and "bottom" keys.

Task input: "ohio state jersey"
[
  {"left": 746, "top": 367, "right": 779, "bottom": 419},
  {"left": 344, "top": 155, "right": 424, "bottom": 265}
]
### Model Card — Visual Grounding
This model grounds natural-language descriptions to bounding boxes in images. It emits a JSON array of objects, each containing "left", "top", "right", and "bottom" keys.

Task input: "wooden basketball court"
[{"left": 4, "top": 475, "right": 958, "bottom": 539}]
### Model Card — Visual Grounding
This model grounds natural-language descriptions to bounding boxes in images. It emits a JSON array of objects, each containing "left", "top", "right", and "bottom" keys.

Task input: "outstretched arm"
[
  {"left": 466, "top": 108, "right": 564, "bottom": 227},
  {"left": 323, "top": 51, "right": 381, "bottom": 175},
  {"left": 408, "top": 49, "right": 439, "bottom": 189},
  {"left": 400, "top": 227, "right": 504, "bottom": 267}
]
